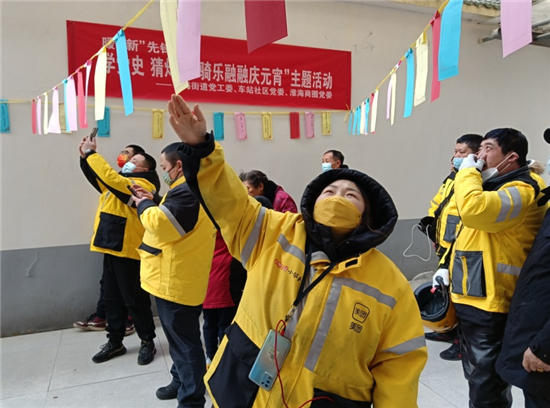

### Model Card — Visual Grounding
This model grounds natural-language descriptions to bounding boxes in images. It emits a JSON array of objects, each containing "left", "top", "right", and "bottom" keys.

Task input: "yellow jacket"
[
  {"left": 450, "top": 167, "right": 547, "bottom": 313},
  {"left": 137, "top": 176, "right": 216, "bottom": 306},
  {"left": 428, "top": 172, "right": 460, "bottom": 260},
  {"left": 179, "top": 136, "right": 427, "bottom": 408},
  {"left": 84, "top": 152, "right": 159, "bottom": 260}
]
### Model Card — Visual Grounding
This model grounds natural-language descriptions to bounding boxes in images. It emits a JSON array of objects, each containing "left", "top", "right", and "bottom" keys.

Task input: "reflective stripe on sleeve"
[
  {"left": 240, "top": 206, "right": 266, "bottom": 267},
  {"left": 380, "top": 335, "right": 426, "bottom": 355},
  {"left": 304, "top": 277, "right": 397, "bottom": 371},
  {"left": 507, "top": 187, "right": 522, "bottom": 221},
  {"left": 497, "top": 263, "right": 521, "bottom": 276},
  {"left": 160, "top": 205, "right": 186, "bottom": 237},
  {"left": 277, "top": 234, "right": 305, "bottom": 264},
  {"left": 496, "top": 187, "right": 522, "bottom": 223}
]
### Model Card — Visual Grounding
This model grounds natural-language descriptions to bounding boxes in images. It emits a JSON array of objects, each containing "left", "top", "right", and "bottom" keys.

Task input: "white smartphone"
[{"left": 248, "top": 330, "right": 292, "bottom": 391}]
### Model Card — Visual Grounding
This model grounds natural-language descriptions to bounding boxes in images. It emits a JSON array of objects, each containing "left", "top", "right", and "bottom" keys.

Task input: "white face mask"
[
  {"left": 481, "top": 154, "right": 513, "bottom": 183},
  {"left": 121, "top": 162, "right": 136, "bottom": 173},
  {"left": 321, "top": 163, "right": 332, "bottom": 172}
]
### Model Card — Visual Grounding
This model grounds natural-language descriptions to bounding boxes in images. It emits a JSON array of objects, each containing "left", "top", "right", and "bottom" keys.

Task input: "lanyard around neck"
[{"left": 284, "top": 246, "right": 336, "bottom": 323}]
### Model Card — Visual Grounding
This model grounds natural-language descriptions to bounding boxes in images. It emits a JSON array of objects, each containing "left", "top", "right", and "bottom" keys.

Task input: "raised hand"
[{"left": 167, "top": 94, "right": 207, "bottom": 146}]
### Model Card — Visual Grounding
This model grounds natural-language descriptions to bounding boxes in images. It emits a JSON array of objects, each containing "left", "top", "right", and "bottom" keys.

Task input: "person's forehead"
[
  {"left": 481, "top": 139, "right": 497, "bottom": 147},
  {"left": 328, "top": 179, "right": 359, "bottom": 190},
  {"left": 455, "top": 143, "right": 468, "bottom": 150},
  {"left": 323, "top": 152, "right": 334, "bottom": 159}
]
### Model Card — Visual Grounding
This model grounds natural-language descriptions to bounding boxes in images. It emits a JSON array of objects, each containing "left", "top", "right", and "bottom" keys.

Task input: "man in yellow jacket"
[
  {"left": 79, "top": 136, "right": 159, "bottom": 365},
  {"left": 133, "top": 142, "right": 216, "bottom": 408},
  {"left": 422, "top": 134, "right": 482, "bottom": 361},
  {"left": 165, "top": 95, "right": 427, "bottom": 408},
  {"left": 434, "top": 128, "right": 548, "bottom": 407}
]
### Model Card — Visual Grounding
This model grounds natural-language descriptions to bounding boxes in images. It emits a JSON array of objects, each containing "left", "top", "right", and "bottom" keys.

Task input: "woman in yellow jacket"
[
  {"left": 165, "top": 95, "right": 427, "bottom": 408},
  {"left": 133, "top": 142, "right": 216, "bottom": 408}
]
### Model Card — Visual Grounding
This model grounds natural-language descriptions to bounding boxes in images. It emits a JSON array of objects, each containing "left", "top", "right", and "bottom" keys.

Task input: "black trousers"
[
  {"left": 524, "top": 390, "right": 550, "bottom": 408},
  {"left": 156, "top": 297, "right": 205, "bottom": 408},
  {"left": 456, "top": 304, "right": 512, "bottom": 408},
  {"left": 202, "top": 307, "right": 237, "bottom": 360},
  {"left": 103, "top": 254, "right": 155, "bottom": 344}
]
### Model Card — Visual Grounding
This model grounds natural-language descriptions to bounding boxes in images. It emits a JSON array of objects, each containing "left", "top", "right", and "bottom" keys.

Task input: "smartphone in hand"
[
  {"left": 127, "top": 185, "right": 139, "bottom": 197},
  {"left": 90, "top": 127, "right": 98, "bottom": 140}
]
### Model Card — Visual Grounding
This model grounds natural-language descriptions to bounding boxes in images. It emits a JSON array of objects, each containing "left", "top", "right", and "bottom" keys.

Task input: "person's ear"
[
  {"left": 259, "top": 182, "right": 264, "bottom": 191},
  {"left": 509, "top": 153, "right": 519, "bottom": 163}
]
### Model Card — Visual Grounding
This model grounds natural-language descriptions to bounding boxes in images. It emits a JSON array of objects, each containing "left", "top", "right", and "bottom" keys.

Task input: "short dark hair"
[
  {"left": 135, "top": 152, "right": 156, "bottom": 171},
  {"left": 456, "top": 134, "right": 482, "bottom": 153},
  {"left": 483, "top": 128, "right": 528, "bottom": 167},
  {"left": 126, "top": 144, "right": 145, "bottom": 155},
  {"left": 161, "top": 142, "right": 184, "bottom": 166},
  {"left": 239, "top": 170, "right": 268, "bottom": 189},
  {"left": 324, "top": 150, "right": 348, "bottom": 169}
]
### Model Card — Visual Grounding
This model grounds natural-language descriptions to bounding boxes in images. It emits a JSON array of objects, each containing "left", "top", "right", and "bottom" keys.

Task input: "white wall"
[{"left": 2, "top": 1, "right": 549, "bottom": 252}]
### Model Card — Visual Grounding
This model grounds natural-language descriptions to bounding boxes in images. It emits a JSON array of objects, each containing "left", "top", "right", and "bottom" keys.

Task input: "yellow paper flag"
[
  {"left": 322, "top": 111, "right": 331, "bottom": 135},
  {"left": 262, "top": 112, "right": 273, "bottom": 140},
  {"left": 414, "top": 32, "right": 428, "bottom": 107},
  {"left": 160, "top": 0, "right": 189, "bottom": 94},
  {"left": 94, "top": 48, "right": 107, "bottom": 121},
  {"left": 152, "top": 109, "right": 164, "bottom": 139}
]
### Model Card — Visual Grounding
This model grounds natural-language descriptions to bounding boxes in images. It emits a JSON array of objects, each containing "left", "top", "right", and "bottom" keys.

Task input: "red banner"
[{"left": 67, "top": 21, "right": 351, "bottom": 109}]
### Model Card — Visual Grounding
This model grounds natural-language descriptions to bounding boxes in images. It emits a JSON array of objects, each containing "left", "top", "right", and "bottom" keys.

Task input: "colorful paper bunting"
[{"left": 439, "top": 0, "right": 463, "bottom": 81}]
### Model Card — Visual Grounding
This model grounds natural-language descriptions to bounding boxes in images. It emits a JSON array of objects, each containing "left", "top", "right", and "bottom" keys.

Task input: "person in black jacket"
[{"left": 496, "top": 135, "right": 550, "bottom": 408}]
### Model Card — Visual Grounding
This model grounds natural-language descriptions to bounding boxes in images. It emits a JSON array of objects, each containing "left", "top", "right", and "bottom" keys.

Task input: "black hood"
[
  {"left": 301, "top": 169, "right": 398, "bottom": 263},
  {"left": 121, "top": 170, "right": 161, "bottom": 193}
]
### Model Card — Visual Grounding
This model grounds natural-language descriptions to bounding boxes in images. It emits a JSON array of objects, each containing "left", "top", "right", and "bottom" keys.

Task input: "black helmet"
[{"left": 414, "top": 277, "right": 457, "bottom": 333}]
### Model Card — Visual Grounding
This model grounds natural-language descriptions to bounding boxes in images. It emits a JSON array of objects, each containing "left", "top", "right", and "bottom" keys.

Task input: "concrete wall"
[{"left": 1, "top": 0, "right": 549, "bottom": 336}]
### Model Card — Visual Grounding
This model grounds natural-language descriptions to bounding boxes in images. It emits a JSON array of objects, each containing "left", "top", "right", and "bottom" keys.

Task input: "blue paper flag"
[
  {"left": 364, "top": 98, "right": 370, "bottom": 134},
  {"left": 0, "top": 100, "right": 10, "bottom": 133},
  {"left": 404, "top": 48, "right": 414, "bottom": 118},
  {"left": 115, "top": 30, "right": 134, "bottom": 116},
  {"left": 439, "top": 0, "right": 463, "bottom": 81},
  {"left": 213, "top": 112, "right": 224, "bottom": 141},
  {"left": 97, "top": 107, "right": 111, "bottom": 137},
  {"left": 353, "top": 107, "right": 360, "bottom": 135},
  {"left": 63, "top": 80, "right": 70, "bottom": 132}
]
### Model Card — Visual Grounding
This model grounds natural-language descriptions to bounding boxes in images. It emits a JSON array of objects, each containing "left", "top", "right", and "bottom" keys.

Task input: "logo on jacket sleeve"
[{"left": 349, "top": 302, "right": 370, "bottom": 334}]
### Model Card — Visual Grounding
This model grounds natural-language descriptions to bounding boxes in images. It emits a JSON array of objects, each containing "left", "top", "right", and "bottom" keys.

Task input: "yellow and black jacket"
[
  {"left": 178, "top": 134, "right": 427, "bottom": 408},
  {"left": 81, "top": 152, "right": 160, "bottom": 260},
  {"left": 427, "top": 172, "right": 460, "bottom": 260},
  {"left": 137, "top": 176, "right": 216, "bottom": 306},
  {"left": 450, "top": 166, "right": 547, "bottom": 313}
]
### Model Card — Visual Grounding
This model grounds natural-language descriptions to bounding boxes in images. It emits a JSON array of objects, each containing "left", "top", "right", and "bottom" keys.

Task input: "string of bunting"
[
  {"left": 347, "top": 0, "right": 465, "bottom": 135},
  {"left": 1, "top": 97, "right": 345, "bottom": 140}
]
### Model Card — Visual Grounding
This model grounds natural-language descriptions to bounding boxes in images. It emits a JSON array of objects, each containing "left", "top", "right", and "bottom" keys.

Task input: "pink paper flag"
[
  {"left": 77, "top": 70, "right": 88, "bottom": 129},
  {"left": 31, "top": 99, "right": 37, "bottom": 134},
  {"left": 431, "top": 11, "right": 442, "bottom": 102},
  {"left": 234, "top": 112, "right": 248, "bottom": 140},
  {"left": 48, "top": 87, "right": 61, "bottom": 134},
  {"left": 501, "top": 0, "right": 532, "bottom": 57},
  {"left": 177, "top": 0, "right": 201, "bottom": 83},
  {"left": 67, "top": 76, "right": 78, "bottom": 132},
  {"left": 305, "top": 112, "right": 314, "bottom": 138},
  {"left": 244, "top": 0, "right": 288, "bottom": 53},
  {"left": 36, "top": 96, "right": 42, "bottom": 135}
]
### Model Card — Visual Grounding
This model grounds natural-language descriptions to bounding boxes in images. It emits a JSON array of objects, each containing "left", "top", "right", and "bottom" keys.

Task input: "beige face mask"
[{"left": 313, "top": 195, "right": 363, "bottom": 236}]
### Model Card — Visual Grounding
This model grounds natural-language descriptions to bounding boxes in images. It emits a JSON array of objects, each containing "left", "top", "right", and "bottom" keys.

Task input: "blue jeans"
[{"left": 155, "top": 297, "right": 205, "bottom": 408}]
